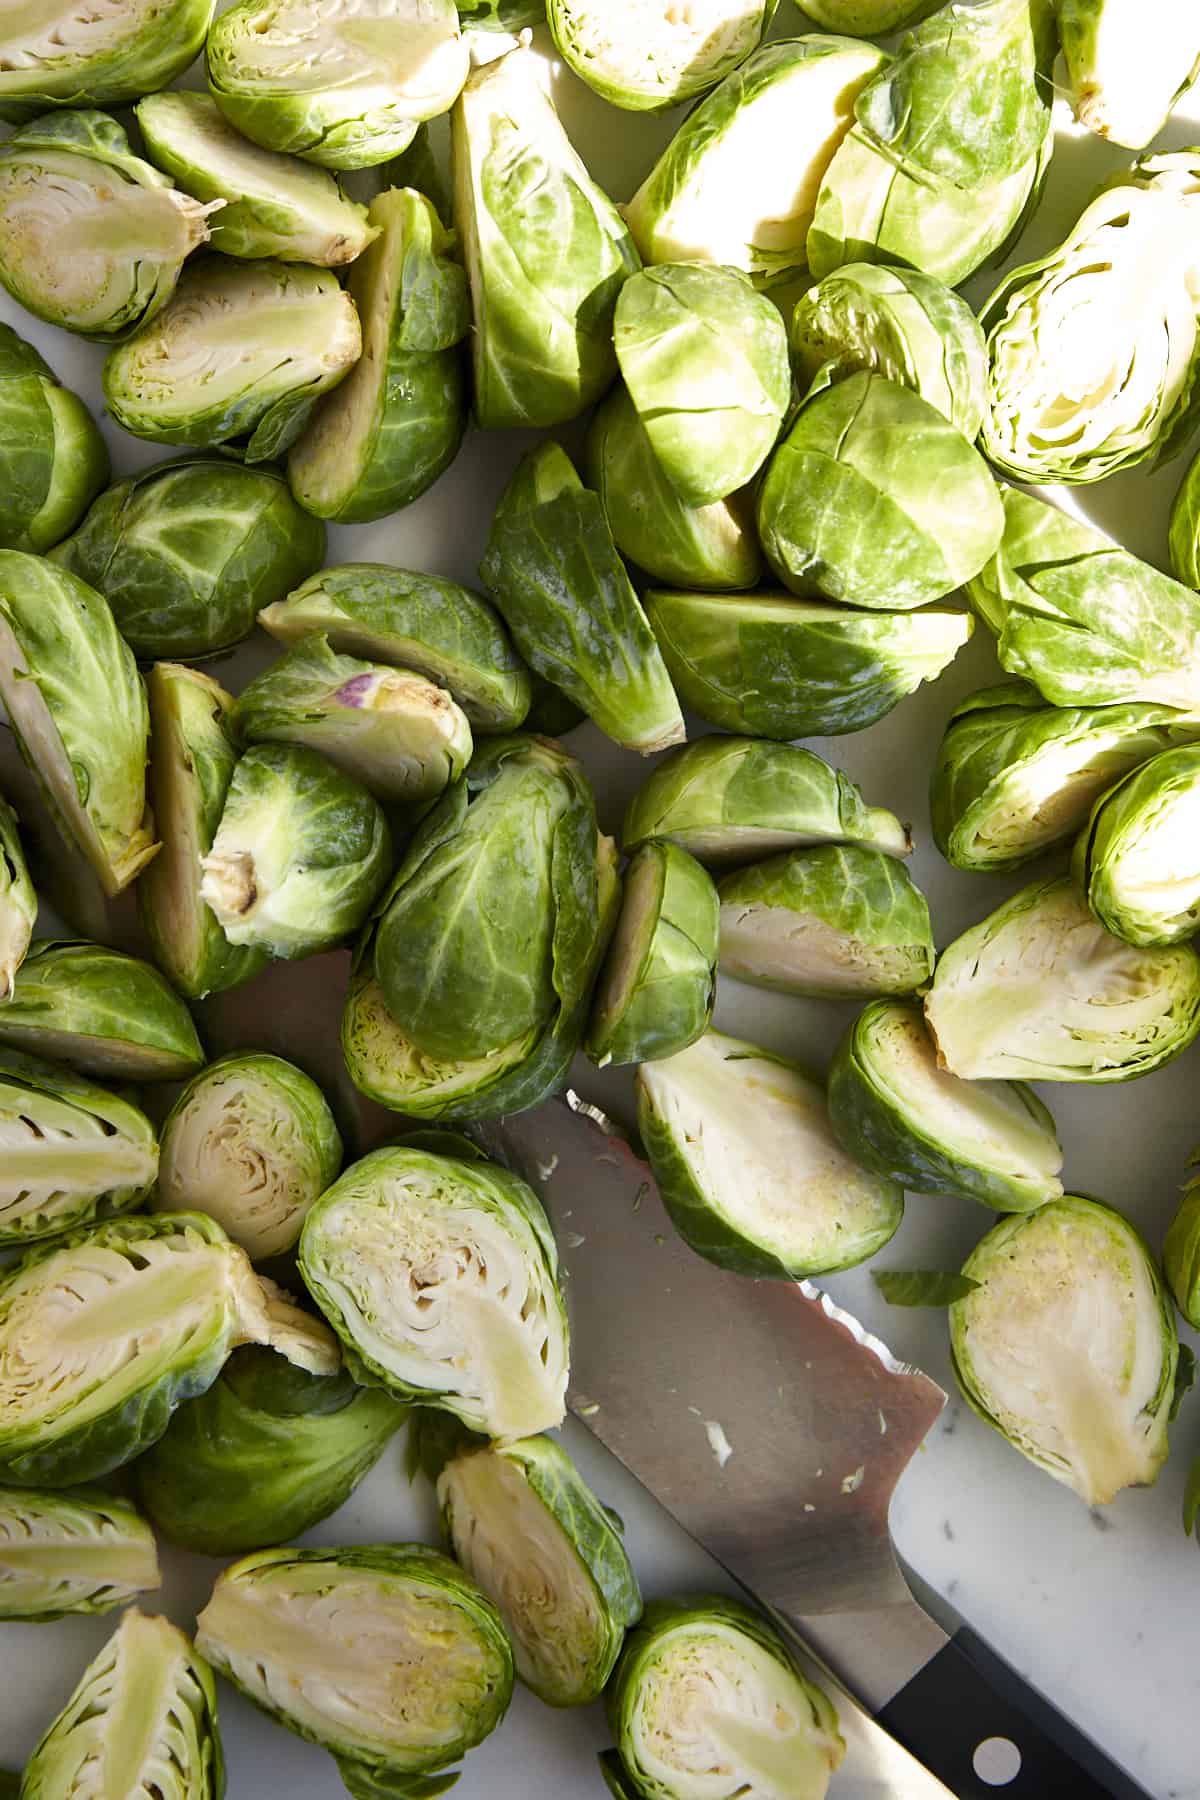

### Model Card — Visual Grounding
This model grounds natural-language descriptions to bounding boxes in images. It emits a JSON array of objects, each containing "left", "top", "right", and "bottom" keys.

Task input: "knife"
[{"left": 473, "top": 1092, "right": 1152, "bottom": 1800}]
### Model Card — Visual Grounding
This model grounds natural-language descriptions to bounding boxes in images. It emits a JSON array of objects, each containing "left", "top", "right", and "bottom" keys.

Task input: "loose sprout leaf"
[
  {"left": 1170, "top": 1344, "right": 1197, "bottom": 1422},
  {"left": 873, "top": 1271, "right": 981, "bottom": 1308},
  {"left": 1184, "top": 1454, "right": 1200, "bottom": 1536}
]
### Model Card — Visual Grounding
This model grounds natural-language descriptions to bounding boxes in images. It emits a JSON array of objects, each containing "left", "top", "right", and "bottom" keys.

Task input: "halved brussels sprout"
[
  {"left": 136, "top": 90, "right": 377, "bottom": 265},
  {"left": 259, "top": 564, "right": 531, "bottom": 732},
  {"left": 603, "top": 1597, "right": 844, "bottom": 1800},
  {"left": 437, "top": 1433, "right": 642, "bottom": 1707},
  {"left": 718, "top": 845, "right": 934, "bottom": 999},
  {"left": 623, "top": 737, "right": 911, "bottom": 867},
  {"left": 1164, "top": 1161, "right": 1200, "bottom": 1329},
  {"left": 757, "top": 373, "right": 1003, "bottom": 609},
  {"left": 289, "top": 187, "right": 468, "bottom": 522},
  {"left": 479, "top": 443, "right": 685, "bottom": 755},
  {"left": 587, "top": 841, "right": 718, "bottom": 1069},
  {"left": 1060, "top": 3, "right": 1200, "bottom": 152},
  {"left": 931, "top": 682, "right": 1200, "bottom": 874},
  {"left": 638, "top": 1030, "right": 903, "bottom": 1278},
  {"left": 0, "top": 1, "right": 214, "bottom": 122},
  {"left": 51, "top": 456, "right": 326, "bottom": 660},
  {"left": 0, "top": 554, "right": 156, "bottom": 897},
  {"left": 0, "top": 1486, "right": 159, "bottom": 1620},
  {"left": 453, "top": 46, "right": 639, "bottom": 429},
  {"left": 300, "top": 1145, "right": 569, "bottom": 1439},
  {"left": 201, "top": 744, "right": 391, "bottom": 961},
  {"left": 197, "top": 1544, "right": 510, "bottom": 1796},
  {"left": 797, "top": 0, "right": 938, "bottom": 28},
  {"left": 626, "top": 36, "right": 886, "bottom": 286},
  {"left": 233, "top": 636, "right": 473, "bottom": 806},
  {"left": 924, "top": 875, "right": 1200, "bottom": 1083},
  {"left": 549, "top": 0, "right": 772, "bottom": 112},
  {"left": 0, "top": 323, "right": 108, "bottom": 554},
  {"left": 647, "top": 589, "right": 972, "bottom": 739},
  {"left": 138, "top": 1344, "right": 405, "bottom": 1556},
  {"left": 22, "top": 1609, "right": 223, "bottom": 1799},
  {"left": 103, "top": 258, "right": 362, "bottom": 461},
  {"left": 0, "top": 800, "right": 35, "bottom": 1002},
  {"left": 1171, "top": 447, "right": 1200, "bottom": 589},
  {"left": 613, "top": 264, "right": 789, "bottom": 507},
  {"left": 0, "top": 939, "right": 204, "bottom": 1082},
  {"left": 828, "top": 999, "right": 1065, "bottom": 1214},
  {"left": 1073, "top": 746, "right": 1200, "bottom": 946},
  {"left": 950, "top": 1196, "right": 1178, "bottom": 1504}
]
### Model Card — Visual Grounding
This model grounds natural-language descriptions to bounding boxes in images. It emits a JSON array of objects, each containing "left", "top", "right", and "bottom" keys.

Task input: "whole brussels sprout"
[
  {"left": 1073, "top": 746, "right": 1200, "bottom": 947},
  {"left": 1169, "top": 445, "right": 1200, "bottom": 590},
  {"left": 51, "top": 457, "right": 325, "bottom": 660},
  {"left": 797, "top": 0, "right": 938, "bottom": 27},
  {"left": 1059, "top": 1, "right": 1200, "bottom": 150},
  {"left": 0, "top": 324, "right": 108, "bottom": 554},
  {"left": 0, "top": 939, "right": 204, "bottom": 1082},
  {"left": 549, "top": 0, "right": 773, "bottom": 112},
  {"left": 0, "top": 799, "right": 35, "bottom": 1001},
  {"left": 0, "top": 1486, "right": 159, "bottom": 1620},
  {"left": 0, "top": 1, "right": 214, "bottom": 122}
]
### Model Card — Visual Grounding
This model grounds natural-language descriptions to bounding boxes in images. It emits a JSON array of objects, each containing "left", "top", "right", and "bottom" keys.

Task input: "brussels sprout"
[
  {"left": 925, "top": 875, "right": 1200, "bottom": 1082},
  {"left": 828, "top": 999, "right": 1065, "bottom": 1214},
  {"left": 586, "top": 842, "right": 718, "bottom": 1069},
  {"left": 51, "top": 457, "right": 326, "bottom": 660},
  {"left": 479, "top": 444, "right": 685, "bottom": 755},
  {"left": 22, "top": 1609, "right": 223, "bottom": 1800},
  {"left": 0, "top": 324, "right": 108, "bottom": 554},
  {"left": 549, "top": 0, "right": 772, "bottom": 112},
  {"left": 289, "top": 188, "right": 468, "bottom": 523},
  {"left": 1163, "top": 1162, "right": 1200, "bottom": 1329},
  {"left": 757, "top": 373, "right": 1003, "bottom": 609},
  {"left": 797, "top": 0, "right": 938, "bottom": 28},
  {"left": 259, "top": 564, "right": 531, "bottom": 732},
  {"left": 197, "top": 1544, "right": 510, "bottom": 1796},
  {"left": 0, "top": 801, "right": 35, "bottom": 1002},
  {"left": 138, "top": 1344, "right": 405, "bottom": 1556},
  {"left": 1059, "top": 1, "right": 1200, "bottom": 149},
  {"left": 136, "top": 90, "right": 378, "bottom": 265},
  {"left": 603, "top": 1596, "right": 844, "bottom": 1800},
  {"left": 626, "top": 37, "right": 886, "bottom": 286},
  {"left": 452, "top": 46, "right": 639, "bottom": 428},
  {"left": 931, "top": 682, "right": 1200, "bottom": 874},
  {"left": 950, "top": 1196, "right": 1178, "bottom": 1504},
  {"left": 0, "top": 939, "right": 204, "bottom": 1082},
  {"left": 638, "top": 1030, "right": 902, "bottom": 1277},
  {"left": 0, "top": 1, "right": 214, "bottom": 123},
  {"left": 718, "top": 845, "right": 934, "bottom": 999},
  {"left": 437, "top": 1434, "right": 642, "bottom": 1707},
  {"left": 647, "top": 589, "right": 972, "bottom": 739},
  {"left": 200, "top": 744, "right": 391, "bottom": 962},
  {"left": 207, "top": 0, "right": 468, "bottom": 170},
  {"left": 1073, "top": 746, "right": 1200, "bottom": 947},
  {"left": 624, "top": 737, "right": 911, "bottom": 866},
  {"left": 0, "top": 554, "right": 156, "bottom": 897},
  {"left": 967, "top": 489, "right": 1200, "bottom": 709},
  {"left": 301, "top": 1145, "right": 568, "bottom": 1438},
  {"left": 0, "top": 1486, "right": 159, "bottom": 1620},
  {"left": 103, "top": 258, "right": 362, "bottom": 461},
  {"left": 790, "top": 264, "right": 987, "bottom": 439},
  {"left": 1171, "top": 448, "right": 1200, "bottom": 590},
  {"left": 981, "top": 151, "right": 1200, "bottom": 483}
]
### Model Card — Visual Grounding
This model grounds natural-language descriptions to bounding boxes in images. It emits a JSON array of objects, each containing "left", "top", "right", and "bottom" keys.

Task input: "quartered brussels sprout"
[
  {"left": 479, "top": 443, "right": 685, "bottom": 755},
  {"left": 22, "top": 1609, "right": 223, "bottom": 1800},
  {"left": 549, "top": 0, "right": 771, "bottom": 112},
  {"left": 718, "top": 845, "right": 934, "bottom": 999},
  {"left": 234, "top": 636, "right": 473, "bottom": 807},
  {"left": 967, "top": 490, "right": 1200, "bottom": 710},
  {"left": 829, "top": 1000, "right": 1065, "bottom": 1215},
  {"left": 200, "top": 744, "right": 391, "bottom": 961},
  {"left": 1164, "top": 1161, "right": 1200, "bottom": 1329},
  {"left": 0, "top": 800, "right": 35, "bottom": 1002},
  {"left": 1170, "top": 448, "right": 1200, "bottom": 589},
  {"left": 155, "top": 1054, "right": 342, "bottom": 1261},
  {"left": 259, "top": 564, "right": 531, "bottom": 732},
  {"left": 137, "top": 90, "right": 377, "bottom": 265},
  {"left": 0, "top": 939, "right": 204, "bottom": 1082},
  {"left": 103, "top": 258, "right": 362, "bottom": 461},
  {"left": 1059, "top": 2, "right": 1200, "bottom": 151},
  {"left": 0, "top": 554, "right": 156, "bottom": 897},
  {"left": 624, "top": 737, "right": 910, "bottom": 867},
  {"left": 302, "top": 1146, "right": 568, "bottom": 1438},
  {"left": 790, "top": 264, "right": 988, "bottom": 440},
  {"left": 0, "top": 1, "right": 214, "bottom": 122},
  {"left": 798, "top": 0, "right": 938, "bottom": 28},
  {"left": 982, "top": 151, "right": 1200, "bottom": 483},
  {"left": 453, "top": 46, "right": 639, "bottom": 429},
  {"left": 138, "top": 1345, "right": 405, "bottom": 1556},
  {"left": 925, "top": 875, "right": 1200, "bottom": 1083},
  {"left": 603, "top": 1597, "right": 844, "bottom": 1800},
  {"left": 626, "top": 37, "right": 886, "bottom": 286},
  {"left": 0, "top": 1486, "right": 159, "bottom": 1620},
  {"left": 0, "top": 323, "right": 108, "bottom": 554},
  {"left": 1073, "top": 746, "right": 1200, "bottom": 947},
  {"left": 758, "top": 373, "right": 1003, "bottom": 609},
  {"left": 51, "top": 457, "right": 325, "bottom": 660},
  {"left": 197, "top": 1545, "right": 510, "bottom": 1797},
  {"left": 647, "top": 589, "right": 972, "bottom": 739},
  {"left": 586, "top": 841, "right": 718, "bottom": 1069},
  {"left": 950, "top": 1196, "right": 1178, "bottom": 1504},
  {"left": 638, "top": 1030, "right": 902, "bottom": 1278},
  {"left": 437, "top": 1433, "right": 642, "bottom": 1707},
  {"left": 289, "top": 187, "right": 468, "bottom": 522},
  {"left": 931, "top": 682, "right": 1200, "bottom": 874}
]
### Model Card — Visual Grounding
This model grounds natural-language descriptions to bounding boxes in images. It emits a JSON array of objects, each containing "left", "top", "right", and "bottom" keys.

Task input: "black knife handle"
[{"left": 877, "top": 1625, "right": 1151, "bottom": 1799}]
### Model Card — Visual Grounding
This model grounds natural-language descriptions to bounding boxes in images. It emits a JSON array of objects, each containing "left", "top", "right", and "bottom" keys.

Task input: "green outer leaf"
[
  {"left": 1074, "top": 744, "right": 1200, "bottom": 946},
  {"left": 459, "top": 0, "right": 544, "bottom": 27},
  {"left": 0, "top": 322, "right": 109, "bottom": 554},
  {"left": 1059, "top": 0, "right": 1200, "bottom": 150},
  {"left": 1163, "top": 1169, "right": 1200, "bottom": 1329},
  {"left": 0, "top": 0, "right": 215, "bottom": 122},
  {"left": 797, "top": 0, "right": 940, "bottom": 31},
  {"left": 1170, "top": 444, "right": 1200, "bottom": 589},
  {"left": 0, "top": 1483, "right": 159, "bottom": 1620},
  {"left": 406, "top": 1409, "right": 485, "bottom": 1484},
  {"left": 0, "top": 939, "right": 204, "bottom": 1081},
  {"left": 1185, "top": 1453, "right": 1200, "bottom": 1537},
  {"left": 873, "top": 1270, "right": 980, "bottom": 1307},
  {"left": 548, "top": 0, "right": 772, "bottom": 112},
  {"left": 1170, "top": 1342, "right": 1197, "bottom": 1421},
  {"left": 0, "top": 798, "right": 35, "bottom": 1001}
]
